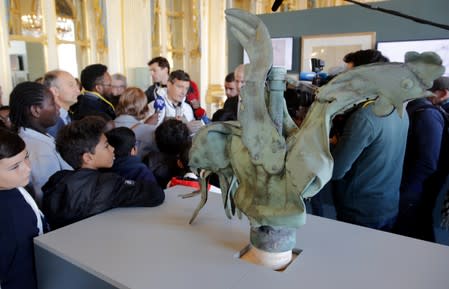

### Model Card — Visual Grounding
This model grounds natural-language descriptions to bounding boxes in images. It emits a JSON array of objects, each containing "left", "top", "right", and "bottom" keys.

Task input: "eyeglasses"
[{"left": 112, "top": 85, "right": 126, "bottom": 89}]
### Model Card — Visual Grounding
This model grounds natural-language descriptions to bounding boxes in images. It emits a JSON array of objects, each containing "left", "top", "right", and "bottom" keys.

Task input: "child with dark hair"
[
  {"left": 144, "top": 119, "right": 191, "bottom": 187},
  {"left": 0, "top": 128, "right": 47, "bottom": 289},
  {"left": 105, "top": 127, "right": 158, "bottom": 183},
  {"left": 71, "top": 109, "right": 116, "bottom": 132},
  {"left": 156, "top": 118, "right": 191, "bottom": 154},
  {"left": 166, "top": 146, "right": 203, "bottom": 189},
  {"left": 41, "top": 116, "right": 164, "bottom": 229},
  {"left": 9, "top": 81, "right": 72, "bottom": 206}
]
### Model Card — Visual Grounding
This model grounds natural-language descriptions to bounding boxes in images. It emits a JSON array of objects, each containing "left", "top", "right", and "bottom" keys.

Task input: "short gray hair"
[
  {"left": 43, "top": 69, "right": 65, "bottom": 88},
  {"left": 111, "top": 73, "right": 127, "bottom": 86}
]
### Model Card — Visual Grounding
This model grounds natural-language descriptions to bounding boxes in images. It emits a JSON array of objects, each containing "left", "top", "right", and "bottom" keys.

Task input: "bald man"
[
  {"left": 232, "top": 64, "right": 246, "bottom": 119},
  {"left": 43, "top": 70, "right": 81, "bottom": 137},
  {"left": 234, "top": 64, "right": 245, "bottom": 95}
]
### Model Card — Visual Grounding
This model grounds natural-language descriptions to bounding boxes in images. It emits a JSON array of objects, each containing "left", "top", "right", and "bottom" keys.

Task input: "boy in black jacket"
[
  {"left": 42, "top": 116, "right": 164, "bottom": 229},
  {"left": 105, "top": 127, "right": 157, "bottom": 184}
]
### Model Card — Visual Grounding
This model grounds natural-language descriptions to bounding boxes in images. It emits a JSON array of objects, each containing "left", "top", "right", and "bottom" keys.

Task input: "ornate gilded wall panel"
[{"left": 151, "top": 0, "right": 201, "bottom": 73}]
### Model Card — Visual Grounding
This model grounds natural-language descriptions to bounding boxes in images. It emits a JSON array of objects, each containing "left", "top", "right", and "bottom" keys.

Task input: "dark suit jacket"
[{"left": 70, "top": 91, "right": 116, "bottom": 120}]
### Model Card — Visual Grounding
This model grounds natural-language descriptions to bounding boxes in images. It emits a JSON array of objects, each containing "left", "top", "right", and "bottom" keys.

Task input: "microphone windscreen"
[{"left": 154, "top": 95, "right": 165, "bottom": 111}]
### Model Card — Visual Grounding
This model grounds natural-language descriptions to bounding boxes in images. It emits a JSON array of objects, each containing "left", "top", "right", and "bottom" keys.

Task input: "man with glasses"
[
  {"left": 111, "top": 73, "right": 127, "bottom": 107},
  {"left": 71, "top": 64, "right": 116, "bottom": 120}
]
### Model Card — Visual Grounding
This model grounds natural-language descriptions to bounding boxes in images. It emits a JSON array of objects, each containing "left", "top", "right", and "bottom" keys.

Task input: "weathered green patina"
[{"left": 186, "top": 9, "right": 445, "bottom": 253}]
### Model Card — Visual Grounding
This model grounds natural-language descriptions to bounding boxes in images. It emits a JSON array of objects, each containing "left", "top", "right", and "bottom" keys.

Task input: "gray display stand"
[{"left": 35, "top": 185, "right": 449, "bottom": 289}]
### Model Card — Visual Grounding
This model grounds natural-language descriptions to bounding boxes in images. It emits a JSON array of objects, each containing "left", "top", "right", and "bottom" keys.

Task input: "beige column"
[
  {"left": 121, "top": 0, "right": 152, "bottom": 89},
  {"left": 105, "top": 0, "right": 124, "bottom": 73},
  {"left": 183, "top": 0, "right": 201, "bottom": 90},
  {"left": 296, "top": 0, "right": 309, "bottom": 10},
  {"left": 85, "top": 1, "right": 98, "bottom": 63},
  {"left": 203, "top": 0, "right": 227, "bottom": 114},
  {"left": 87, "top": 0, "right": 110, "bottom": 64},
  {"left": 80, "top": 0, "right": 93, "bottom": 65},
  {"left": 42, "top": 0, "right": 57, "bottom": 70},
  {"left": 158, "top": 0, "right": 169, "bottom": 57},
  {"left": 0, "top": 0, "right": 12, "bottom": 101}
]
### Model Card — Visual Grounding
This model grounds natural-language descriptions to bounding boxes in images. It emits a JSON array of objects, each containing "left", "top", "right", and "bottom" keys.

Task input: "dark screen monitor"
[{"left": 377, "top": 39, "right": 449, "bottom": 76}]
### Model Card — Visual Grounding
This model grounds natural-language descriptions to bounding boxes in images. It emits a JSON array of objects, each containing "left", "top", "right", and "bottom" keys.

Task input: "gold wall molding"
[
  {"left": 206, "top": 84, "right": 226, "bottom": 107},
  {"left": 9, "top": 34, "right": 47, "bottom": 43},
  {"left": 93, "top": 0, "right": 107, "bottom": 58},
  {"left": 55, "top": 38, "right": 89, "bottom": 46},
  {"left": 166, "top": 11, "right": 183, "bottom": 17},
  {"left": 189, "top": 0, "right": 201, "bottom": 59}
]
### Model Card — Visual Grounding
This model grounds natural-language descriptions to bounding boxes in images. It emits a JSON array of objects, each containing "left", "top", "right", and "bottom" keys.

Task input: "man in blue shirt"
[
  {"left": 331, "top": 101, "right": 409, "bottom": 231},
  {"left": 331, "top": 49, "right": 408, "bottom": 231}
]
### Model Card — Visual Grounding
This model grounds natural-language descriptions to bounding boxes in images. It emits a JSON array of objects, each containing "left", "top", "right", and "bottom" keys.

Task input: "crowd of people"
[{"left": 1, "top": 51, "right": 449, "bottom": 289}]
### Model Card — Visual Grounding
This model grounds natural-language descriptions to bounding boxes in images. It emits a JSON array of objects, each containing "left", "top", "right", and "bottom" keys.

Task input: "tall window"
[
  {"left": 56, "top": 0, "right": 90, "bottom": 77},
  {"left": 8, "top": 0, "right": 44, "bottom": 37},
  {"left": 151, "top": 0, "right": 201, "bottom": 71},
  {"left": 7, "top": 0, "right": 45, "bottom": 83}
]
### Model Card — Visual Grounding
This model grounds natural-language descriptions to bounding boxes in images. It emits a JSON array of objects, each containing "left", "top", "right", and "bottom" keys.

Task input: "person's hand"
[
  {"left": 186, "top": 120, "right": 204, "bottom": 134},
  {"left": 144, "top": 112, "right": 159, "bottom": 125}
]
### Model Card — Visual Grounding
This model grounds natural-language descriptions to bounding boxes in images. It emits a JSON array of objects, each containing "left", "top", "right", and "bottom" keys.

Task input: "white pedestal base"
[{"left": 241, "top": 245, "right": 292, "bottom": 271}]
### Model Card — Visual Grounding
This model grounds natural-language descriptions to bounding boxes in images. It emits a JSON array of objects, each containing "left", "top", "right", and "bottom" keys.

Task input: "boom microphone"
[{"left": 271, "top": 0, "right": 284, "bottom": 12}]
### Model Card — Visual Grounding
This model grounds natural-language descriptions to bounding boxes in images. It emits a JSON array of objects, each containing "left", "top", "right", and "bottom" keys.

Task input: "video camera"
[
  {"left": 284, "top": 79, "right": 318, "bottom": 119},
  {"left": 283, "top": 58, "right": 328, "bottom": 118},
  {"left": 311, "top": 58, "right": 325, "bottom": 86}
]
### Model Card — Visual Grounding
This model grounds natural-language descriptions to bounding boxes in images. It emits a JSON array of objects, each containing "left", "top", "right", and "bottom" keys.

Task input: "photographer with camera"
[{"left": 284, "top": 58, "right": 328, "bottom": 129}]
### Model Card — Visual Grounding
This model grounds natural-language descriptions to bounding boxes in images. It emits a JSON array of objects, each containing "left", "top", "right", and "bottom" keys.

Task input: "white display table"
[{"left": 34, "top": 185, "right": 449, "bottom": 289}]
